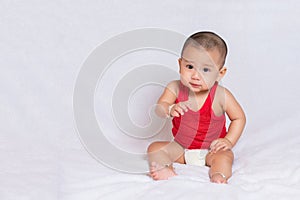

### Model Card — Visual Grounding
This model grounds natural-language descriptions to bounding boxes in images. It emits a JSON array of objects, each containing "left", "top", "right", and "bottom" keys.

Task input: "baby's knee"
[
  {"left": 211, "top": 150, "right": 234, "bottom": 164},
  {"left": 222, "top": 149, "right": 234, "bottom": 160},
  {"left": 147, "top": 142, "right": 162, "bottom": 153}
]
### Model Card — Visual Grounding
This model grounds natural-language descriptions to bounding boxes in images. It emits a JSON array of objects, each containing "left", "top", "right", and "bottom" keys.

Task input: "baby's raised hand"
[
  {"left": 169, "top": 101, "right": 190, "bottom": 117},
  {"left": 209, "top": 138, "right": 233, "bottom": 153}
]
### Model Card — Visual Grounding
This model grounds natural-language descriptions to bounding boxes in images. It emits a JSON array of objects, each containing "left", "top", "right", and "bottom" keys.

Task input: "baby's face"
[{"left": 179, "top": 45, "right": 225, "bottom": 93}]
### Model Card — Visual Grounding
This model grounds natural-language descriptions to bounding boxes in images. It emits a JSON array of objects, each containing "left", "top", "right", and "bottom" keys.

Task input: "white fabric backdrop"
[{"left": 1, "top": 0, "right": 300, "bottom": 199}]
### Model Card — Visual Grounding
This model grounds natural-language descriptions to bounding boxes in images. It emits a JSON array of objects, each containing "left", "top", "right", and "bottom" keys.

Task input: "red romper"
[{"left": 172, "top": 82, "right": 227, "bottom": 149}]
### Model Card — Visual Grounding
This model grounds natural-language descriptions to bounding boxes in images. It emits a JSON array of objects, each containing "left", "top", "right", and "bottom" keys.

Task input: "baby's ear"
[
  {"left": 178, "top": 58, "right": 182, "bottom": 73},
  {"left": 217, "top": 67, "right": 227, "bottom": 80}
]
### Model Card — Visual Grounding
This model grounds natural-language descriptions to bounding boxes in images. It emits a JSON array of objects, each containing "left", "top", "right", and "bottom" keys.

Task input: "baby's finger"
[
  {"left": 174, "top": 106, "right": 185, "bottom": 115},
  {"left": 209, "top": 140, "right": 218, "bottom": 149},
  {"left": 221, "top": 146, "right": 230, "bottom": 151},
  {"left": 180, "top": 103, "right": 190, "bottom": 112},
  {"left": 210, "top": 145, "right": 219, "bottom": 153},
  {"left": 215, "top": 145, "right": 225, "bottom": 152},
  {"left": 214, "top": 142, "right": 226, "bottom": 152},
  {"left": 171, "top": 110, "right": 180, "bottom": 117}
]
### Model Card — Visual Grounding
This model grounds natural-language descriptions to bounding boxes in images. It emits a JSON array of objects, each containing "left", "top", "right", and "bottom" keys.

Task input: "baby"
[{"left": 147, "top": 31, "right": 246, "bottom": 184}]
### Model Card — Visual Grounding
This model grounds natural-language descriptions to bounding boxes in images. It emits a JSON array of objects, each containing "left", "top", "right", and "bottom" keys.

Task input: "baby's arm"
[
  {"left": 210, "top": 88, "right": 246, "bottom": 152},
  {"left": 224, "top": 88, "right": 246, "bottom": 146},
  {"left": 155, "top": 81, "right": 178, "bottom": 118},
  {"left": 155, "top": 81, "right": 190, "bottom": 118}
]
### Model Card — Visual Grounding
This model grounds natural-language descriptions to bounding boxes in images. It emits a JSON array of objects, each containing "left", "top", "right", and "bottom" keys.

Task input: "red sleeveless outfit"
[{"left": 172, "top": 82, "right": 227, "bottom": 149}]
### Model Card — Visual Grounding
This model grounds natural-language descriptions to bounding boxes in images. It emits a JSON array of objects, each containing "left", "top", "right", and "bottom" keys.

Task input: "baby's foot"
[
  {"left": 210, "top": 172, "right": 228, "bottom": 184},
  {"left": 149, "top": 162, "right": 177, "bottom": 180}
]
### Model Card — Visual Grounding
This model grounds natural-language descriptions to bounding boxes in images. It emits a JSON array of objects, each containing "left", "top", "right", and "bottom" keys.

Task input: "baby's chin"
[
  {"left": 191, "top": 88, "right": 208, "bottom": 93},
  {"left": 189, "top": 87, "right": 209, "bottom": 95}
]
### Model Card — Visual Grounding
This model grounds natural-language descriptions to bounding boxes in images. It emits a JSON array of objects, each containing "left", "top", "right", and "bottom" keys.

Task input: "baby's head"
[
  {"left": 179, "top": 31, "right": 228, "bottom": 92},
  {"left": 181, "top": 31, "right": 227, "bottom": 68}
]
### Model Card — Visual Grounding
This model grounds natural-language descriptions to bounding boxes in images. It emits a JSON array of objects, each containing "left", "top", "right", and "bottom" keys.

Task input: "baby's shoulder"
[
  {"left": 165, "top": 80, "right": 181, "bottom": 96},
  {"left": 216, "top": 85, "right": 235, "bottom": 98},
  {"left": 214, "top": 85, "right": 230, "bottom": 106},
  {"left": 215, "top": 84, "right": 231, "bottom": 95},
  {"left": 167, "top": 80, "right": 181, "bottom": 88},
  {"left": 214, "top": 85, "right": 236, "bottom": 106}
]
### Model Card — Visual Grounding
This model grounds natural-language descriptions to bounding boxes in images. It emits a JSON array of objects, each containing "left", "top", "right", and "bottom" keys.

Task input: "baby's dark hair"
[{"left": 181, "top": 31, "right": 228, "bottom": 67}]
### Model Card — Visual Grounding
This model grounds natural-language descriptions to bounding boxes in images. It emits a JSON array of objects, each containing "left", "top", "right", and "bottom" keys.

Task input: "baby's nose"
[{"left": 192, "top": 70, "right": 202, "bottom": 80}]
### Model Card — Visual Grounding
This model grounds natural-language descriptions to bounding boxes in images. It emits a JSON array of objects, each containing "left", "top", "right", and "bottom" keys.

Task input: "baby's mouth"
[{"left": 190, "top": 83, "right": 201, "bottom": 88}]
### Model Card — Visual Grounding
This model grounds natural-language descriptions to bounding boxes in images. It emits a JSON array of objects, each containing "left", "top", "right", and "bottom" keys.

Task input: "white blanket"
[
  {"left": 1, "top": 113, "right": 299, "bottom": 200},
  {"left": 1, "top": 1, "right": 300, "bottom": 199}
]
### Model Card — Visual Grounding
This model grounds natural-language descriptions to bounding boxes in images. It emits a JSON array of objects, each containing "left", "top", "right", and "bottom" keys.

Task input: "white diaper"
[{"left": 184, "top": 149, "right": 209, "bottom": 166}]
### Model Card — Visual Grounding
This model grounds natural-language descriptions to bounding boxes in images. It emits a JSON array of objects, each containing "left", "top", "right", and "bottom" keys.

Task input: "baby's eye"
[
  {"left": 203, "top": 68, "right": 210, "bottom": 72},
  {"left": 186, "top": 65, "right": 194, "bottom": 69}
]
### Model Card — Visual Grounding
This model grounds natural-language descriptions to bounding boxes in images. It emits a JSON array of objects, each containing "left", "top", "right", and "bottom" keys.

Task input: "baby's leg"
[
  {"left": 147, "top": 141, "right": 184, "bottom": 180},
  {"left": 205, "top": 150, "right": 234, "bottom": 184}
]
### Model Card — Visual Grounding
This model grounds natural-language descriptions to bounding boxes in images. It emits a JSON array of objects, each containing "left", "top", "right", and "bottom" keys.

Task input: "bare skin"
[
  {"left": 147, "top": 43, "right": 246, "bottom": 183},
  {"left": 147, "top": 140, "right": 234, "bottom": 183},
  {"left": 206, "top": 150, "right": 234, "bottom": 183},
  {"left": 149, "top": 162, "right": 177, "bottom": 180},
  {"left": 147, "top": 141, "right": 184, "bottom": 180}
]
